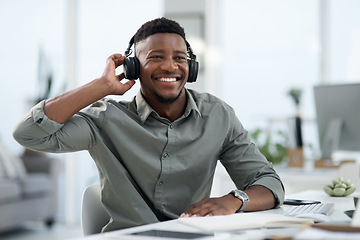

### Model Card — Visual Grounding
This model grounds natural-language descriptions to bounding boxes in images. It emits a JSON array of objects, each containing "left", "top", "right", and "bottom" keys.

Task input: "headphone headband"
[{"left": 125, "top": 36, "right": 135, "bottom": 57}]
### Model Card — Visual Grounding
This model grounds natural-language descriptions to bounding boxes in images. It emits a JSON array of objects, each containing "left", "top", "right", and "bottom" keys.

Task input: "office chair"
[{"left": 81, "top": 183, "right": 110, "bottom": 236}]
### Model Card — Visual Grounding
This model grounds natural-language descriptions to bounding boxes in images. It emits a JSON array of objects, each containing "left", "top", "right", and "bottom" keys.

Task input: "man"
[{"left": 14, "top": 17, "right": 284, "bottom": 232}]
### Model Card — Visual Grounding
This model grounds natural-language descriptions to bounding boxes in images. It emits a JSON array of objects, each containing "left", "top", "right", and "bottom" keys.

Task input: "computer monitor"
[{"left": 314, "top": 83, "right": 360, "bottom": 159}]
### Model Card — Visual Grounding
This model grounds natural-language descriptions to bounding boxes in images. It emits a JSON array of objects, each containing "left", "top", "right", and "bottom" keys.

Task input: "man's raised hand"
[{"left": 102, "top": 54, "right": 136, "bottom": 96}]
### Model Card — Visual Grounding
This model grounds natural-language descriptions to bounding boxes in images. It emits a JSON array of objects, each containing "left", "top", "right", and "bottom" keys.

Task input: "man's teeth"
[{"left": 159, "top": 78, "right": 177, "bottom": 82}]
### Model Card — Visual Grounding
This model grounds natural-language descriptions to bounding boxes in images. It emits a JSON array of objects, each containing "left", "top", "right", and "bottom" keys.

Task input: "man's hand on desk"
[
  {"left": 179, "top": 185, "right": 277, "bottom": 218},
  {"left": 179, "top": 194, "right": 241, "bottom": 217}
]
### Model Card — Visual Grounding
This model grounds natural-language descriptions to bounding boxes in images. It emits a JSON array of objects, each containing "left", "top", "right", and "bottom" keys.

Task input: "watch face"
[
  {"left": 238, "top": 191, "right": 249, "bottom": 200},
  {"left": 234, "top": 190, "right": 249, "bottom": 201}
]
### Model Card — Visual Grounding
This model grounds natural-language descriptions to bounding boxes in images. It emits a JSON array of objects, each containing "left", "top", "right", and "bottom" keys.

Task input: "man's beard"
[{"left": 154, "top": 88, "right": 183, "bottom": 104}]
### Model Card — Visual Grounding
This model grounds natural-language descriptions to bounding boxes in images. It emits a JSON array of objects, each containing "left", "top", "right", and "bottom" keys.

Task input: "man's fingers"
[
  {"left": 180, "top": 196, "right": 237, "bottom": 218},
  {"left": 124, "top": 79, "right": 136, "bottom": 89},
  {"left": 181, "top": 200, "right": 217, "bottom": 217},
  {"left": 108, "top": 54, "right": 125, "bottom": 67},
  {"left": 117, "top": 73, "right": 125, "bottom": 81},
  {"left": 119, "top": 79, "right": 136, "bottom": 94}
]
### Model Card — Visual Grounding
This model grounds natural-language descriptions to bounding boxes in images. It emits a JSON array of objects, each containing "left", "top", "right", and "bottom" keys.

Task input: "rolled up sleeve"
[
  {"left": 13, "top": 100, "right": 96, "bottom": 153},
  {"left": 220, "top": 109, "right": 285, "bottom": 208}
]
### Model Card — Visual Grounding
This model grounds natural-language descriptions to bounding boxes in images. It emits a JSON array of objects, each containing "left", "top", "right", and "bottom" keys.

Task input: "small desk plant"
[{"left": 324, "top": 177, "right": 356, "bottom": 197}]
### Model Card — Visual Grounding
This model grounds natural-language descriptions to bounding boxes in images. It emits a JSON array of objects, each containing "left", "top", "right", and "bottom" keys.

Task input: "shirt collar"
[{"left": 135, "top": 89, "right": 201, "bottom": 124}]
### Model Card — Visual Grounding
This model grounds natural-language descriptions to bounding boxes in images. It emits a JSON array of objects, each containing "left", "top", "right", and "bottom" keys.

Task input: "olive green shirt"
[{"left": 13, "top": 89, "right": 284, "bottom": 232}]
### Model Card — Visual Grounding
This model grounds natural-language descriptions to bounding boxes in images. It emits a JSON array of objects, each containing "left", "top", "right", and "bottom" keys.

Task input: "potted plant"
[
  {"left": 287, "top": 87, "right": 305, "bottom": 167},
  {"left": 251, "top": 128, "right": 288, "bottom": 165},
  {"left": 288, "top": 88, "right": 303, "bottom": 117}
]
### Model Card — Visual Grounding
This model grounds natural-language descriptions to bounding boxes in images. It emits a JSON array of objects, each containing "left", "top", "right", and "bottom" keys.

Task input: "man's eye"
[
  {"left": 175, "top": 56, "right": 187, "bottom": 61},
  {"left": 150, "top": 55, "right": 162, "bottom": 59}
]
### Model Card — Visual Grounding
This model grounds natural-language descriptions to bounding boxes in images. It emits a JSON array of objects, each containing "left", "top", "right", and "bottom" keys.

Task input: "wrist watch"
[{"left": 230, "top": 189, "right": 249, "bottom": 212}]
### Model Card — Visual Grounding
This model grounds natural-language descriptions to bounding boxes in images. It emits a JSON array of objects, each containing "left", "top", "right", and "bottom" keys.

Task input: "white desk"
[{"left": 70, "top": 190, "right": 356, "bottom": 240}]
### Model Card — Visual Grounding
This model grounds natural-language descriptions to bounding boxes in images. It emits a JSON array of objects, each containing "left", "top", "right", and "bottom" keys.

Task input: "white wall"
[
  {"left": 0, "top": 0, "right": 65, "bottom": 153},
  {"left": 329, "top": 0, "right": 360, "bottom": 81}
]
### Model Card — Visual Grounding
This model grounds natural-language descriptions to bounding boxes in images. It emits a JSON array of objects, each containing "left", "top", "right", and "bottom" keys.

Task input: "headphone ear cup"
[
  {"left": 124, "top": 57, "right": 140, "bottom": 80},
  {"left": 187, "top": 59, "right": 199, "bottom": 83}
]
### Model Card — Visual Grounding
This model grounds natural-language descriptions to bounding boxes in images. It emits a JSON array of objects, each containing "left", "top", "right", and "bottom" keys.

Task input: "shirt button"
[
  {"left": 163, "top": 153, "right": 169, "bottom": 158},
  {"left": 159, "top": 181, "right": 164, "bottom": 185},
  {"left": 169, "top": 124, "right": 173, "bottom": 129}
]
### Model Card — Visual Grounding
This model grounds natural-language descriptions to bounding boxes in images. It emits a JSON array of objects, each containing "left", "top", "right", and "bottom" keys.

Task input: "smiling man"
[
  {"left": 136, "top": 32, "right": 189, "bottom": 121},
  {"left": 13, "top": 18, "right": 284, "bottom": 232}
]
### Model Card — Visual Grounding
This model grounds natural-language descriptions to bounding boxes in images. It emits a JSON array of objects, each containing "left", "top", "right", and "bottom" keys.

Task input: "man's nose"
[{"left": 160, "top": 58, "right": 178, "bottom": 72}]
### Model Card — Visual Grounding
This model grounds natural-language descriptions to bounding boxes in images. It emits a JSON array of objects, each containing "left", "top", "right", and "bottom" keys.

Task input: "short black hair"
[{"left": 133, "top": 17, "right": 186, "bottom": 44}]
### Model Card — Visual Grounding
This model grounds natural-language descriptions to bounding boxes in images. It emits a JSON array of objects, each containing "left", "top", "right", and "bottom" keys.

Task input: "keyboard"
[{"left": 283, "top": 202, "right": 335, "bottom": 217}]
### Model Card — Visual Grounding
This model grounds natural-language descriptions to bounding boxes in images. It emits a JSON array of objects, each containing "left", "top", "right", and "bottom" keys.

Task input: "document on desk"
[{"left": 178, "top": 212, "right": 313, "bottom": 231}]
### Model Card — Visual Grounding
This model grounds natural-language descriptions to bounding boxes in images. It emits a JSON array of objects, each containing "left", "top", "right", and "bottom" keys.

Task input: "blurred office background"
[{"left": 0, "top": 0, "right": 359, "bottom": 237}]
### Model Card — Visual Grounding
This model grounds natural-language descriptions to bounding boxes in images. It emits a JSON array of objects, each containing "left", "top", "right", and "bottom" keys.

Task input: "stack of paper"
[{"left": 178, "top": 212, "right": 313, "bottom": 231}]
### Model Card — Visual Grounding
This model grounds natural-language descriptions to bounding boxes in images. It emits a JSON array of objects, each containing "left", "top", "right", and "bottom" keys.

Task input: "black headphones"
[{"left": 123, "top": 35, "right": 199, "bottom": 83}]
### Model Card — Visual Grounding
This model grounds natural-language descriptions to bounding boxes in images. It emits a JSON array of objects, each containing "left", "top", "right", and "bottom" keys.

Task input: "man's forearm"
[
  {"left": 44, "top": 54, "right": 135, "bottom": 124},
  {"left": 242, "top": 185, "right": 277, "bottom": 211},
  {"left": 44, "top": 77, "right": 111, "bottom": 124}
]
